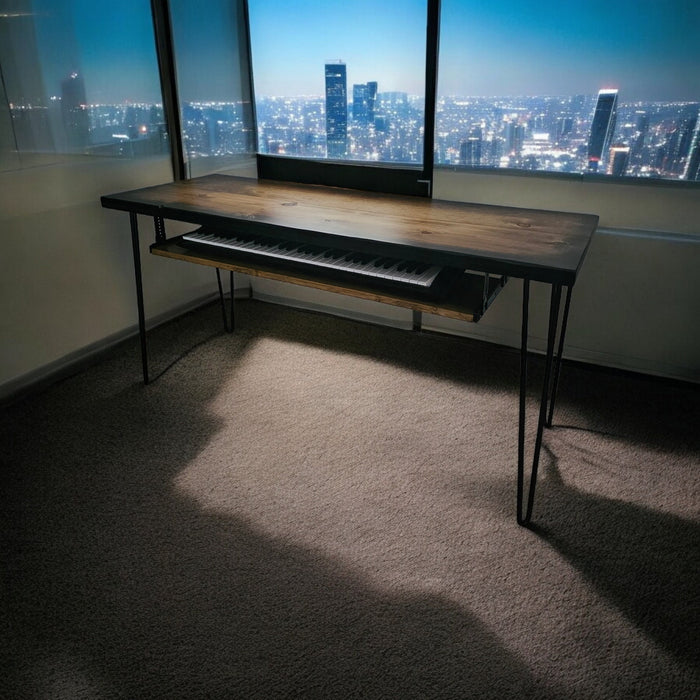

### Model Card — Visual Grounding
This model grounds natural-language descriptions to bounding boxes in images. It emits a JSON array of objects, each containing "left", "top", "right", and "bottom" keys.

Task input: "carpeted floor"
[{"left": 2, "top": 299, "right": 699, "bottom": 699}]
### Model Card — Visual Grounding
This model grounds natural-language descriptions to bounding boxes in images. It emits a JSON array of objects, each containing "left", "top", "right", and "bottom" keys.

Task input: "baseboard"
[
  {"left": 252, "top": 289, "right": 699, "bottom": 385},
  {"left": 422, "top": 313, "right": 699, "bottom": 385},
  {"left": 5, "top": 283, "right": 696, "bottom": 406},
  {"left": 0, "top": 289, "right": 249, "bottom": 405}
]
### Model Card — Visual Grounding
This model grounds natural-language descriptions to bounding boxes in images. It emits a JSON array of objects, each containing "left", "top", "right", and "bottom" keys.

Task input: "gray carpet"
[{"left": 2, "top": 299, "right": 699, "bottom": 699}]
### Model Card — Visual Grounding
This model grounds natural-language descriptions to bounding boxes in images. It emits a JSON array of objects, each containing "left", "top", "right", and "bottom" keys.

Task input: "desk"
[{"left": 101, "top": 174, "right": 598, "bottom": 524}]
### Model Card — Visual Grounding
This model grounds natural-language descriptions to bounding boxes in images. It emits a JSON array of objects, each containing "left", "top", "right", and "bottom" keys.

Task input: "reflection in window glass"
[
  {"left": 169, "top": 0, "right": 256, "bottom": 177},
  {"left": 248, "top": 0, "right": 427, "bottom": 165},
  {"left": 0, "top": 0, "right": 167, "bottom": 171},
  {"left": 436, "top": 0, "right": 700, "bottom": 182}
]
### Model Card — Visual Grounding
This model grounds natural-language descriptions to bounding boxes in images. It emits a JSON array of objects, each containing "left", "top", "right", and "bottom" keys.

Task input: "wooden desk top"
[{"left": 102, "top": 174, "right": 598, "bottom": 284}]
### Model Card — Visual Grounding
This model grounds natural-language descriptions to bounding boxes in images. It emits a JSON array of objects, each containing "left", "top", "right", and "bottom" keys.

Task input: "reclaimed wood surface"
[{"left": 102, "top": 174, "right": 598, "bottom": 283}]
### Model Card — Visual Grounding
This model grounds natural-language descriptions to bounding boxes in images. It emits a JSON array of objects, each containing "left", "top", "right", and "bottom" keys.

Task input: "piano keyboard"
[{"left": 181, "top": 228, "right": 445, "bottom": 289}]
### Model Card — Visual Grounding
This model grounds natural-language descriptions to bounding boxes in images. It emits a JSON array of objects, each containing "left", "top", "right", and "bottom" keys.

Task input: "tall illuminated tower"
[
  {"left": 325, "top": 61, "right": 347, "bottom": 158},
  {"left": 353, "top": 80, "right": 378, "bottom": 125},
  {"left": 366, "top": 81, "right": 378, "bottom": 125},
  {"left": 353, "top": 83, "right": 369, "bottom": 123},
  {"left": 683, "top": 117, "right": 700, "bottom": 181},
  {"left": 61, "top": 71, "right": 89, "bottom": 150},
  {"left": 587, "top": 88, "right": 618, "bottom": 172}
]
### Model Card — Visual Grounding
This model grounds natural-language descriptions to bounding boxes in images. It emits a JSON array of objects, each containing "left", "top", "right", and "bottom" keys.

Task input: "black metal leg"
[
  {"left": 517, "top": 281, "right": 563, "bottom": 525},
  {"left": 229, "top": 271, "right": 234, "bottom": 331},
  {"left": 129, "top": 212, "right": 149, "bottom": 385},
  {"left": 517, "top": 279, "right": 530, "bottom": 524},
  {"left": 216, "top": 269, "right": 228, "bottom": 332},
  {"left": 546, "top": 284, "right": 572, "bottom": 427},
  {"left": 215, "top": 269, "right": 235, "bottom": 333}
]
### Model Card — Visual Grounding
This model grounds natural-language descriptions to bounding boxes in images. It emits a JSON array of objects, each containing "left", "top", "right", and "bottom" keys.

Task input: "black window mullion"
[
  {"left": 241, "top": 0, "right": 259, "bottom": 155},
  {"left": 150, "top": 0, "right": 186, "bottom": 181},
  {"left": 421, "top": 0, "right": 441, "bottom": 197}
]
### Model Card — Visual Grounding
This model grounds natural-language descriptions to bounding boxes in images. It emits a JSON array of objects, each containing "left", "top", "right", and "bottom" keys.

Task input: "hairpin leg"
[
  {"left": 546, "top": 284, "right": 572, "bottom": 428},
  {"left": 216, "top": 269, "right": 235, "bottom": 333},
  {"left": 517, "top": 281, "right": 562, "bottom": 525},
  {"left": 130, "top": 212, "right": 149, "bottom": 385}
]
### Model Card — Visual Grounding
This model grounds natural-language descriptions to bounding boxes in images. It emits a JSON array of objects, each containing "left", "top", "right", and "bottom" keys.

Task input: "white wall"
[
  {"left": 0, "top": 156, "right": 254, "bottom": 399},
  {"left": 429, "top": 170, "right": 700, "bottom": 382},
  {"left": 253, "top": 170, "right": 700, "bottom": 383}
]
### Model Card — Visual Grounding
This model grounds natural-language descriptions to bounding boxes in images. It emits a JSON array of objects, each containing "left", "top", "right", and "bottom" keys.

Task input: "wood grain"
[{"left": 102, "top": 174, "right": 598, "bottom": 283}]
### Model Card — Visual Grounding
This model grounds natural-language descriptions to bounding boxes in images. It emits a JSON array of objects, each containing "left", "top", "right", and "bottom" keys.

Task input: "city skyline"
[{"left": 4, "top": 1, "right": 698, "bottom": 182}]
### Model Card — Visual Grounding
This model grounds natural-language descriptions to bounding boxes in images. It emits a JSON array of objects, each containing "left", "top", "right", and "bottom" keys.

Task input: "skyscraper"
[
  {"left": 608, "top": 146, "right": 629, "bottom": 176},
  {"left": 664, "top": 109, "right": 697, "bottom": 175},
  {"left": 683, "top": 118, "right": 700, "bottom": 181},
  {"left": 460, "top": 126, "right": 483, "bottom": 166},
  {"left": 352, "top": 81, "right": 378, "bottom": 126},
  {"left": 587, "top": 88, "right": 618, "bottom": 172},
  {"left": 366, "top": 81, "right": 378, "bottom": 124},
  {"left": 459, "top": 136, "right": 482, "bottom": 166},
  {"left": 61, "top": 71, "right": 90, "bottom": 150},
  {"left": 630, "top": 110, "right": 649, "bottom": 166},
  {"left": 506, "top": 121, "right": 525, "bottom": 156},
  {"left": 325, "top": 61, "right": 347, "bottom": 158},
  {"left": 353, "top": 83, "right": 369, "bottom": 124}
]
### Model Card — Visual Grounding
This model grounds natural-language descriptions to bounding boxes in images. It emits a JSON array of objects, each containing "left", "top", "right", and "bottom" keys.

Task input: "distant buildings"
[
  {"left": 251, "top": 74, "right": 697, "bottom": 180},
  {"left": 325, "top": 61, "right": 347, "bottom": 158},
  {"left": 608, "top": 146, "right": 630, "bottom": 176},
  {"left": 684, "top": 119, "right": 700, "bottom": 181},
  {"left": 352, "top": 80, "right": 378, "bottom": 126},
  {"left": 460, "top": 128, "right": 482, "bottom": 166},
  {"left": 61, "top": 72, "right": 89, "bottom": 150},
  {"left": 587, "top": 88, "right": 618, "bottom": 172},
  {"left": 9, "top": 48, "right": 696, "bottom": 183}
]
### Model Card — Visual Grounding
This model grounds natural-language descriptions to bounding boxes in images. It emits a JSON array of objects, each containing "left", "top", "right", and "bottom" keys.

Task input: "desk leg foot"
[{"left": 517, "top": 281, "right": 562, "bottom": 525}]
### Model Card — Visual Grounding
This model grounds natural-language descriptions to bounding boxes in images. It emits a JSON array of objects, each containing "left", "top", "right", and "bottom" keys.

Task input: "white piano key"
[{"left": 181, "top": 230, "right": 443, "bottom": 288}]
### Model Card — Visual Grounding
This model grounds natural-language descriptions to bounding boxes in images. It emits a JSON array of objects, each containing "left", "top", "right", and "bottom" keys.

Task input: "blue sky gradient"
[
  {"left": 438, "top": 0, "right": 700, "bottom": 100},
  {"left": 248, "top": 0, "right": 427, "bottom": 96},
  {"left": 27, "top": 0, "right": 700, "bottom": 104},
  {"left": 249, "top": 0, "right": 700, "bottom": 101}
]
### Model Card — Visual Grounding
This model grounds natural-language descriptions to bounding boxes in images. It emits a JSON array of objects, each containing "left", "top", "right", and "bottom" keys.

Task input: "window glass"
[
  {"left": 0, "top": 0, "right": 168, "bottom": 172},
  {"left": 437, "top": 0, "right": 700, "bottom": 182},
  {"left": 169, "top": 0, "right": 256, "bottom": 177},
  {"left": 248, "top": 0, "right": 428, "bottom": 165}
]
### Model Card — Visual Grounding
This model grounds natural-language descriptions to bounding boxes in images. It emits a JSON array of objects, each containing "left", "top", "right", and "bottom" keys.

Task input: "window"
[
  {"left": 244, "top": 0, "right": 435, "bottom": 195},
  {"left": 0, "top": 0, "right": 168, "bottom": 172},
  {"left": 247, "top": 0, "right": 428, "bottom": 166},
  {"left": 436, "top": 0, "right": 700, "bottom": 182},
  {"left": 168, "top": 0, "right": 256, "bottom": 178}
]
